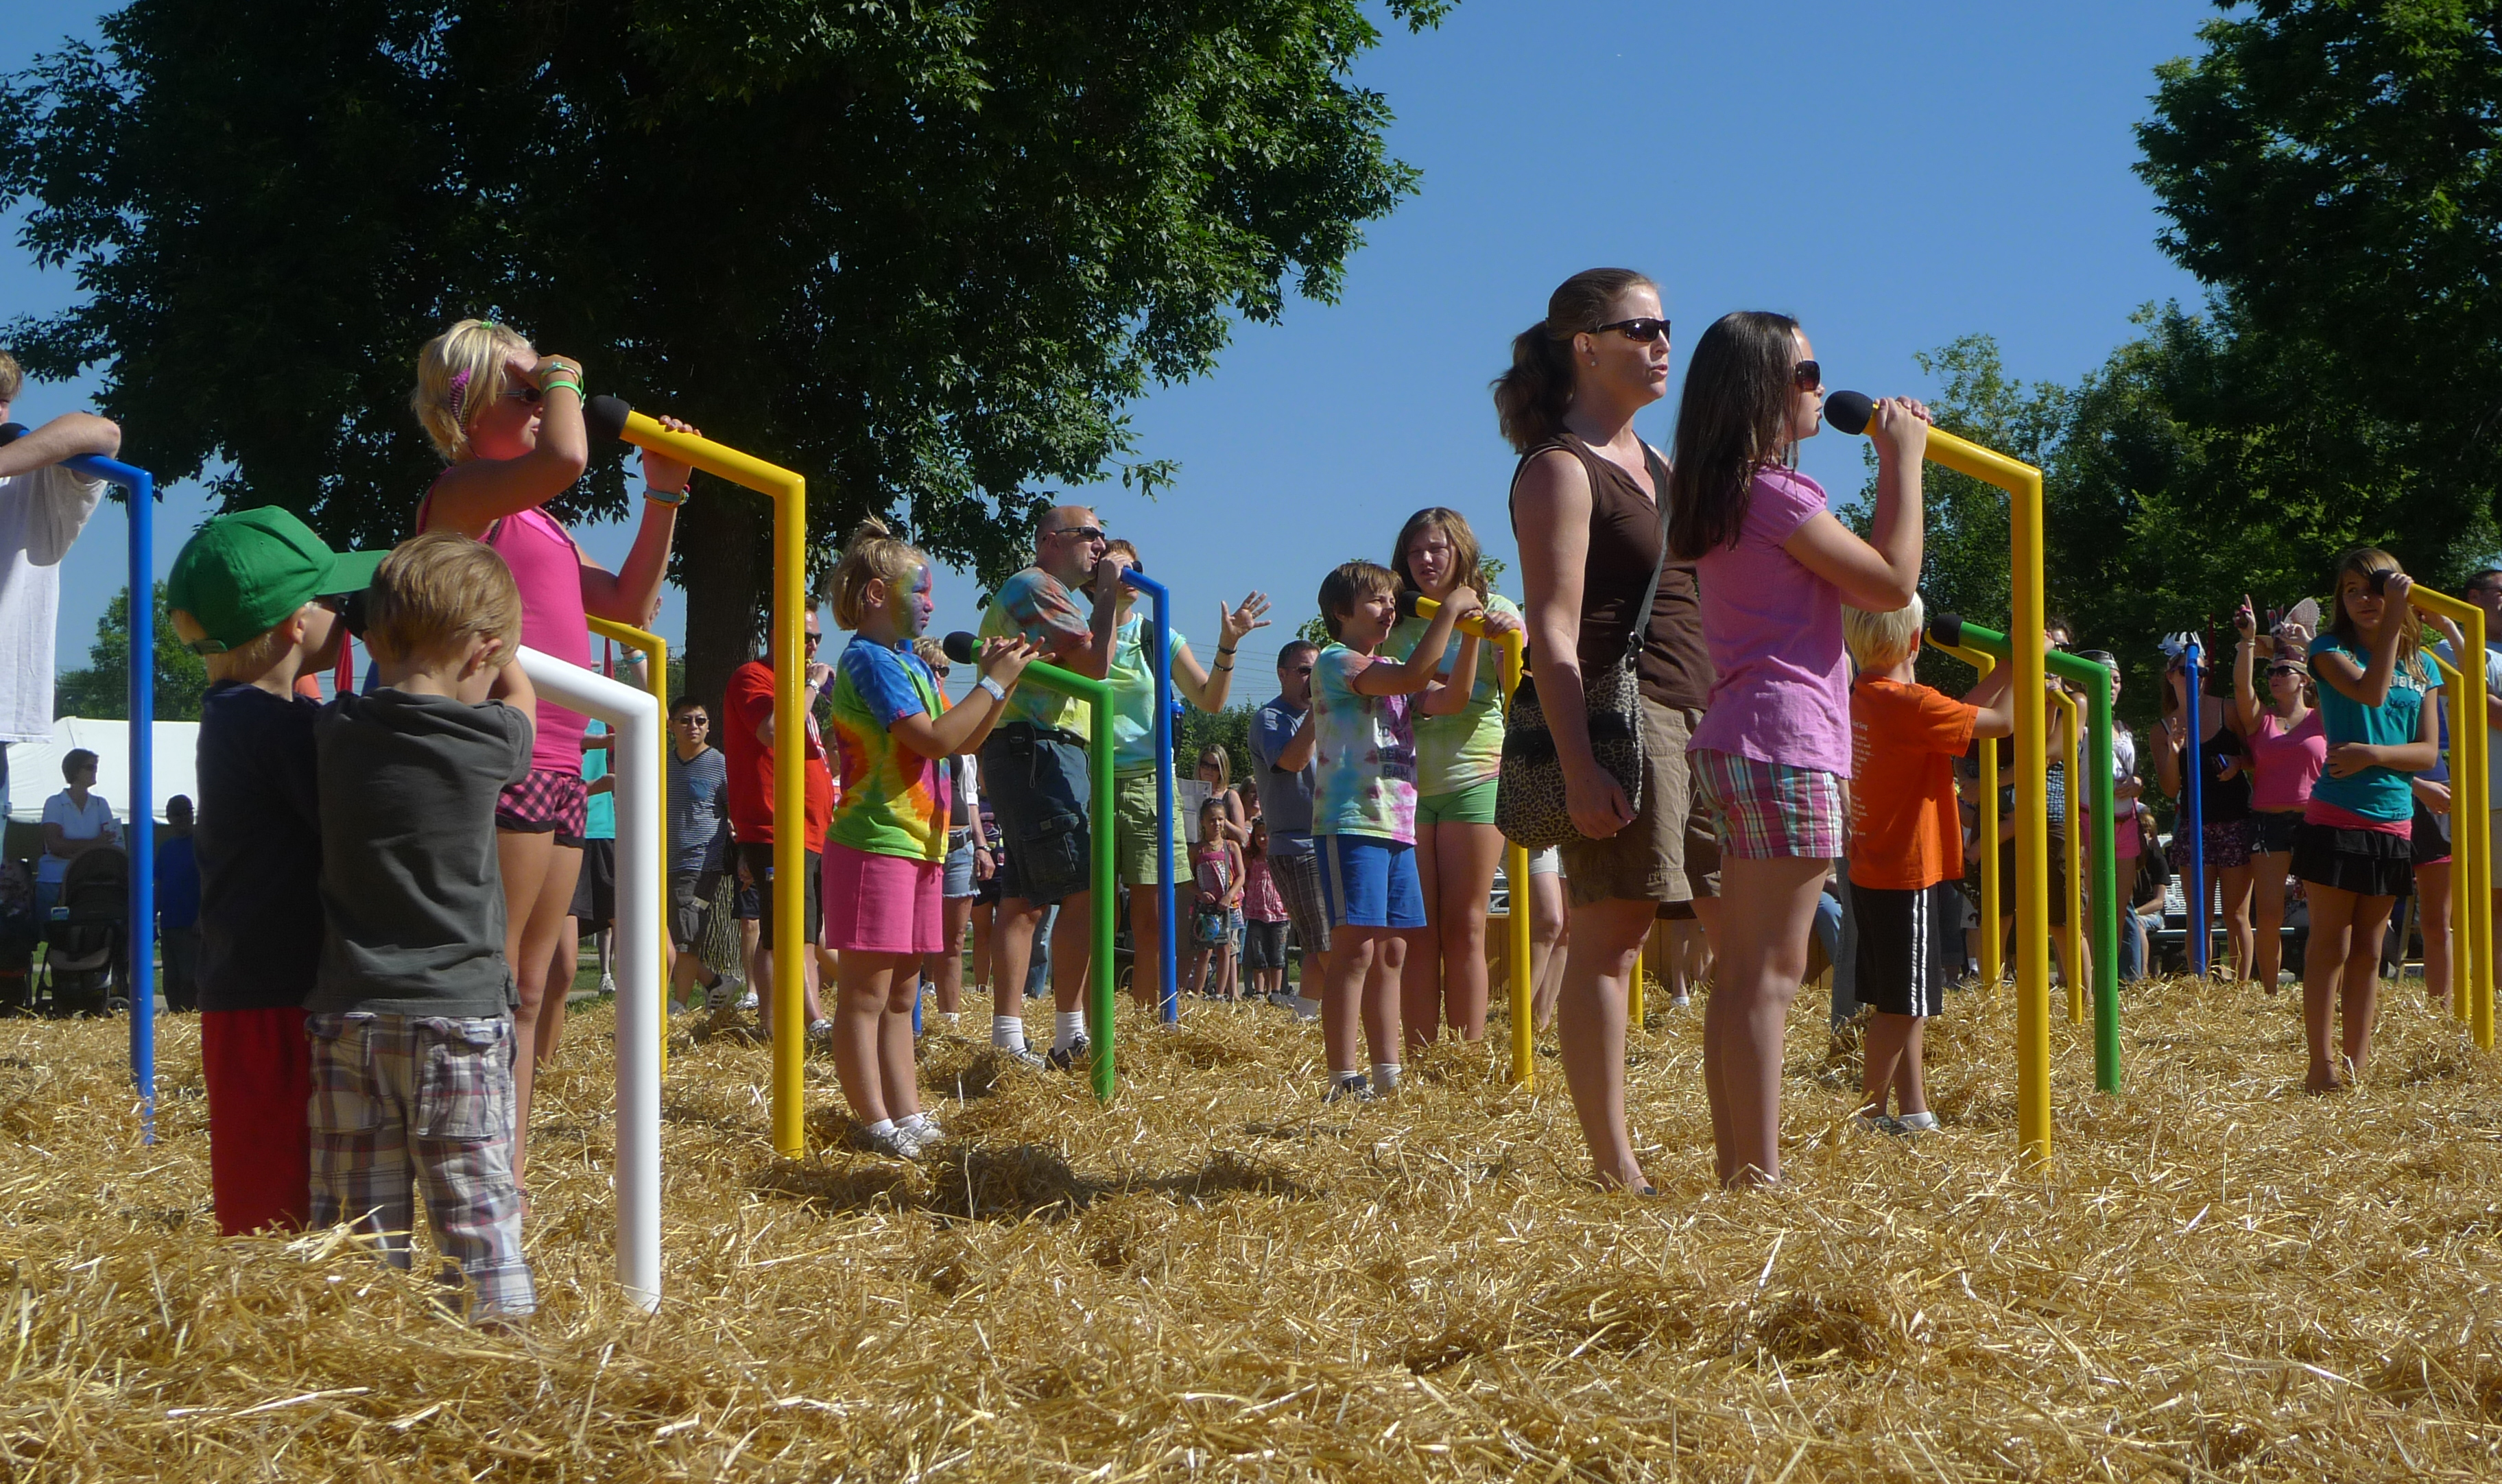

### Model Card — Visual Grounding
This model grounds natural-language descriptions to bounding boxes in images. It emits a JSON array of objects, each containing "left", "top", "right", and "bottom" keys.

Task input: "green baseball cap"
[{"left": 166, "top": 507, "right": 389, "bottom": 654}]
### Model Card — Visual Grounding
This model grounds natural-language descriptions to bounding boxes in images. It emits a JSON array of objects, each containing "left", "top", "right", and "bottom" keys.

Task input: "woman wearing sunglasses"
[
  {"left": 2233, "top": 599, "right": 2324, "bottom": 995},
  {"left": 1667, "top": 310, "right": 1930, "bottom": 1189},
  {"left": 409, "top": 318, "right": 698, "bottom": 1188},
  {"left": 1501, "top": 268, "right": 1715, "bottom": 1193}
]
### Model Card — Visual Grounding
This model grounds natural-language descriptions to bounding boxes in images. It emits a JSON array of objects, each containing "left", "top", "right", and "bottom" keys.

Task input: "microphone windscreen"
[
  {"left": 1824, "top": 390, "right": 1875, "bottom": 437},
  {"left": 942, "top": 631, "right": 979, "bottom": 665},
  {"left": 584, "top": 394, "right": 631, "bottom": 443},
  {"left": 0, "top": 422, "right": 26, "bottom": 446},
  {"left": 1929, "top": 612, "right": 1965, "bottom": 648},
  {"left": 1394, "top": 589, "right": 1423, "bottom": 619}
]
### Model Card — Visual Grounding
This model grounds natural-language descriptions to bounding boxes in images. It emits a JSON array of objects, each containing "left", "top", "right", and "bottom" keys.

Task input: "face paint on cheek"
[{"left": 900, "top": 566, "right": 935, "bottom": 637}]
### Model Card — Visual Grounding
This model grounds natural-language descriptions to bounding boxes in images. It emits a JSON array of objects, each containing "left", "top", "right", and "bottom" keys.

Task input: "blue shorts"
[{"left": 1314, "top": 833, "right": 1425, "bottom": 931}]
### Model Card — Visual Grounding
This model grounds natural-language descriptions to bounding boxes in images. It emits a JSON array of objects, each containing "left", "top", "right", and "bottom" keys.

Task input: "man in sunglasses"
[
  {"left": 665, "top": 695, "right": 730, "bottom": 1010},
  {"left": 1249, "top": 639, "right": 1328, "bottom": 1014},
  {"left": 974, "top": 503, "right": 1129, "bottom": 1068}
]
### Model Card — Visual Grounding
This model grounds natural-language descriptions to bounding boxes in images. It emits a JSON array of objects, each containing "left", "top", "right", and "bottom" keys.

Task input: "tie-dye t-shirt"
[
  {"left": 978, "top": 566, "right": 1095, "bottom": 734},
  {"left": 829, "top": 636, "right": 953, "bottom": 861},
  {"left": 1384, "top": 590, "right": 1520, "bottom": 796},
  {"left": 1311, "top": 643, "right": 1418, "bottom": 843}
]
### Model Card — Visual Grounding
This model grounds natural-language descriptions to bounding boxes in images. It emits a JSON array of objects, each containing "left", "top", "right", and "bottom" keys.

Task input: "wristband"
[
  {"left": 977, "top": 676, "right": 1009, "bottom": 704},
  {"left": 540, "top": 377, "right": 583, "bottom": 398},
  {"left": 645, "top": 485, "right": 689, "bottom": 507}
]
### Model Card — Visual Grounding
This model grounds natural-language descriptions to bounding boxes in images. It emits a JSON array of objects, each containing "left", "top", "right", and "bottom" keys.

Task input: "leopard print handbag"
[{"left": 1495, "top": 444, "right": 1671, "bottom": 852}]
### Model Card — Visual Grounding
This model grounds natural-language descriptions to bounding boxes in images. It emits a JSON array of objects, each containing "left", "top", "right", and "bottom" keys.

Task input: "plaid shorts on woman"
[
  {"left": 307, "top": 1012, "right": 535, "bottom": 1321},
  {"left": 1691, "top": 748, "right": 1847, "bottom": 861}
]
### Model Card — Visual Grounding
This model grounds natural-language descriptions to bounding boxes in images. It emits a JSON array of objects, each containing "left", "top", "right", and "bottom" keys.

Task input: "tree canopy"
[
  {"left": 2, "top": 0, "right": 1449, "bottom": 702},
  {"left": 53, "top": 583, "right": 206, "bottom": 722}
]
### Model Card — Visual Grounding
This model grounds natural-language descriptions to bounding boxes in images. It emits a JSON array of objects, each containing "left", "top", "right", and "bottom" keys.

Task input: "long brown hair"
[
  {"left": 2326, "top": 545, "right": 2424, "bottom": 675},
  {"left": 1665, "top": 311, "right": 1802, "bottom": 560},
  {"left": 1490, "top": 268, "right": 1657, "bottom": 453},
  {"left": 1390, "top": 507, "right": 1490, "bottom": 599}
]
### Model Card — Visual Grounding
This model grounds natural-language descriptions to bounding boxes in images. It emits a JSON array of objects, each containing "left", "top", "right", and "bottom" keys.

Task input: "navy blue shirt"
[
  {"left": 194, "top": 681, "right": 324, "bottom": 1012},
  {"left": 154, "top": 834, "right": 200, "bottom": 930}
]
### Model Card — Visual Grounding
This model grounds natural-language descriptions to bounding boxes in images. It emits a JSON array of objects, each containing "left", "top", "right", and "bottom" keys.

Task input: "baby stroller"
[{"left": 42, "top": 846, "right": 128, "bottom": 1018}]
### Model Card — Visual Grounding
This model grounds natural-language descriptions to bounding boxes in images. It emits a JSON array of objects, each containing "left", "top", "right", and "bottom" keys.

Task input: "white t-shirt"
[
  {"left": 0, "top": 464, "right": 108, "bottom": 743},
  {"left": 38, "top": 789, "right": 119, "bottom": 885},
  {"left": 2433, "top": 639, "right": 2502, "bottom": 809}
]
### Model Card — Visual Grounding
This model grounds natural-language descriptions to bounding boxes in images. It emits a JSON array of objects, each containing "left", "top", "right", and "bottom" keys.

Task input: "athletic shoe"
[
  {"left": 1047, "top": 1035, "right": 1091, "bottom": 1072},
  {"left": 1325, "top": 1074, "right": 1375, "bottom": 1104},
  {"left": 996, "top": 1043, "right": 1049, "bottom": 1070},
  {"left": 859, "top": 1124, "right": 922, "bottom": 1161},
  {"left": 1669, "top": 992, "right": 1691, "bottom": 1009},
  {"left": 599, "top": 972, "right": 618, "bottom": 999},
  {"left": 1852, "top": 1112, "right": 1905, "bottom": 1135},
  {"left": 737, "top": 989, "right": 760, "bottom": 1012},
  {"left": 902, "top": 1112, "right": 945, "bottom": 1143},
  {"left": 1896, "top": 1111, "right": 1940, "bottom": 1134},
  {"left": 809, "top": 1018, "right": 834, "bottom": 1042}
]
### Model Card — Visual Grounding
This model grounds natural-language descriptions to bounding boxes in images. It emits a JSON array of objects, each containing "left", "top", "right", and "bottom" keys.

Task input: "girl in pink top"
[
  {"left": 1664, "top": 311, "right": 1930, "bottom": 1188},
  {"left": 2232, "top": 596, "right": 2326, "bottom": 996},
  {"left": 411, "top": 318, "right": 695, "bottom": 1186}
]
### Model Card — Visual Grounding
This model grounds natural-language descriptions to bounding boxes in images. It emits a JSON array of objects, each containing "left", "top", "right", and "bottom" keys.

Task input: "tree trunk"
[{"left": 675, "top": 483, "right": 770, "bottom": 717}]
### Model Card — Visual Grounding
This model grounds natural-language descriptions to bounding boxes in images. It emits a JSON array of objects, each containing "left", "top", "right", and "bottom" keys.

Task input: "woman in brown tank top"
[{"left": 1500, "top": 267, "right": 1713, "bottom": 1195}]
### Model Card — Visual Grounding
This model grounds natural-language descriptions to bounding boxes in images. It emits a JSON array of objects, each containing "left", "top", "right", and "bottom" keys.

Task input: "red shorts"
[
  {"left": 202, "top": 1006, "right": 312, "bottom": 1236},
  {"left": 822, "top": 843, "right": 944, "bottom": 955}
]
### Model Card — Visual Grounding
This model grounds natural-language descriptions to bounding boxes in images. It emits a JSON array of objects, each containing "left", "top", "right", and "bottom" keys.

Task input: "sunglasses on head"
[
  {"left": 1792, "top": 360, "right": 1822, "bottom": 391},
  {"left": 1590, "top": 317, "right": 1671, "bottom": 344}
]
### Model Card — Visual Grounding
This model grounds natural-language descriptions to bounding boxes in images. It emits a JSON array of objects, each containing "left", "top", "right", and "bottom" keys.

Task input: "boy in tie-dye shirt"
[{"left": 1304, "top": 560, "right": 1481, "bottom": 1102}]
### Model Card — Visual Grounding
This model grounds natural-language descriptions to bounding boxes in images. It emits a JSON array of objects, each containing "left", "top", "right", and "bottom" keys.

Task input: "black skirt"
[{"left": 2291, "top": 819, "right": 2414, "bottom": 898}]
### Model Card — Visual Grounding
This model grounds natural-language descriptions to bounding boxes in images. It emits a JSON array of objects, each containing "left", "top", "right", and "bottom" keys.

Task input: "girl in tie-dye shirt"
[
  {"left": 822, "top": 519, "right": 1038, "bottom": 1160},
  {"left": 1304, "top": 558, "right": 1483, "bottom": 1104}
]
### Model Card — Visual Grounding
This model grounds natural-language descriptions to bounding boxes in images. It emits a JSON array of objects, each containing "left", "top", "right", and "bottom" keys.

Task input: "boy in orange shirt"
[{"left": 1844, "top": 597, "right": 2014, "bottom": 1133}]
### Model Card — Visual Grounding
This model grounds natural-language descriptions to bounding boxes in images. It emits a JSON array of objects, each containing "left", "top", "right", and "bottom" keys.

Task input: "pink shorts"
[{"left": 822, "top": 843, "right": 944, "bottom": 955}]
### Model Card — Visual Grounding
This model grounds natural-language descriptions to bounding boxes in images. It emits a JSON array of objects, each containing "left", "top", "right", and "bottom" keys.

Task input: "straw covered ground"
[{"left": 5, "top": 972, "right": 2502, "bottom": 1481}]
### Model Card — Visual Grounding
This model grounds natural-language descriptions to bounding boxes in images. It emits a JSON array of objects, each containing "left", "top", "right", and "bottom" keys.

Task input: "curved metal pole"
[
  {"left": 584, "top": 398, "right": 808, "bottom": 1153},
  {"left": 2409, "top": 586, "right": 2492, "bottom": 1045},
  {"left": 58, "top": 453, "right": 158, "bottom": 1145},
  {"left": 588, "top": 618, "right": 669, "bottom": 1076},
  {"left": 2185, "top": 640, "right": 2208, "bottom": 977},
  {"left": 1117, "top": 570, "right": 1178, "bottom": 1023},
  {"left": 2050, "top": 689, "right": 2085, "bottom": 1025}
]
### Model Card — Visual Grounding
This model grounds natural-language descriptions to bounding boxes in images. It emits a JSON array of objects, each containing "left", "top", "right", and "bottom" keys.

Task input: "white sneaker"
[
  {"left": 737, "top": 989, "right": 759, "bottom": 1012},
  {"left": 997, "top": 1043, "right": 1048, "bottom": 1070},
  {"left": 1896, "top": 1111, "right": 1940, "bottom": 1134},
  {"left": 860, "top": 1123, "right": 922, "bottom": 1161},
  {"left": 902, "top": 1112, "right": 944, "bottom": 1143},
  {"left": 599, "top": 972, "right": 618, "bottom": 999}
]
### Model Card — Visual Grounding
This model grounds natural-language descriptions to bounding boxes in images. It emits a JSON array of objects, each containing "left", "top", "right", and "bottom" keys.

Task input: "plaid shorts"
[
  {"left": 497, "top": 767, "right": 589, "bottom": 841},
  {"left": 1267, "top": 846, "right": 1331, "bottom": 957},
  {"left": 1691, "top": 748, "right": 1847, "bottom": 861},
  {"left": 306, "top": 1012, "right": 534, "bottom": 1321}
]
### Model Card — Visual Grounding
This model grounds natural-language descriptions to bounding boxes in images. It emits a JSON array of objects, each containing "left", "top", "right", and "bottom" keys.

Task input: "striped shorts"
[
  {"left": 1691, "top": 748, "right": 1847, "bottom": 861},
  {"left": 307, "top": 1012, "right": 534, "bottom": 1321}
]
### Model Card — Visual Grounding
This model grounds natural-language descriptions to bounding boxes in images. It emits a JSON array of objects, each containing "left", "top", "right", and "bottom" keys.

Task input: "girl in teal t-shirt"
[{"left": 2295, "top": 547, "right": 2439, "bottom": 1093}]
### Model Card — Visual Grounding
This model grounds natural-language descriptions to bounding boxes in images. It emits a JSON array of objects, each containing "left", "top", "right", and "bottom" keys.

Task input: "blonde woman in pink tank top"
[{"left": 412, "top": 318, "right": 697, "bottom": 1188}]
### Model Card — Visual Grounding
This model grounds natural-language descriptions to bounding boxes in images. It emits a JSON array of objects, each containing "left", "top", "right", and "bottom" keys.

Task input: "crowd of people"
[{"left": 0, "top": 270, "right": 2494, "bottom": 1326}]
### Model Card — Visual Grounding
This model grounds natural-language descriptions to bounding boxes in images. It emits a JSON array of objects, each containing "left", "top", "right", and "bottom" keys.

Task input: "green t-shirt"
[
  {"left": 1383, "top": 591, "right": 1519, "bottom": 796},
  {"left": 1110, "top": 612, "right": 1189, "bottom": 776},
  {"left": 979, "top": 566, "right": 1094, "bottom": 735}
]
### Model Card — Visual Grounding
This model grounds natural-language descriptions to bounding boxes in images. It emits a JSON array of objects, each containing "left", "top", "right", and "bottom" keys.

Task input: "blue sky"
[{"left": 4, "top": 1, "right": 2214, "bottom": 700}]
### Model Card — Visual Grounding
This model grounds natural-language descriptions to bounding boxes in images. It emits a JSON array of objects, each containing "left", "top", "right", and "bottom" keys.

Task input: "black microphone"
[
  {"left": 942, "top": 631, "right": 979, "bottom": 665},
  {"left": 584, "top": 394, "right": 632, "bottom": 443},
  {"left": 1928, "top": 611, "right": 1965, "bottom": 648},
  {"left": 0, "top": 422, "right": 28, "bottom": 446},
  {"left": 1823, "top": 390, "right": 1876, "bottom": 436},
  {"left": 1394, "top": 588, "right": 1424, "bottom": 619}
]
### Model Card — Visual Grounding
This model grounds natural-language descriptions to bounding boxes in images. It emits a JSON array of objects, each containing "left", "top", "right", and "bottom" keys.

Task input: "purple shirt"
[{"left": 1688, "top": 466, "right": 1851, "bottom": 776}]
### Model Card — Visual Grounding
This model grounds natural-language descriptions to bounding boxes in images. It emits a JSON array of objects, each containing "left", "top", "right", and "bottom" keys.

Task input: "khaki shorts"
[
  {"left": 1559, "top": 697, "right": 1721, "bottom": 908},
  {"left": 1113, "top": 769, "right": 1193, "bottom": 889}
]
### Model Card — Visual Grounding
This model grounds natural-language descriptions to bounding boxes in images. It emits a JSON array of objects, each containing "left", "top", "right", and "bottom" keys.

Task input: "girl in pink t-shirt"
[
  {"left": 2232, "top": 597, "right": 2326, "bottom": 996},
  {"left": 1664, "top": 311, "right": 1930, "bottom": 1188},
  {"left": 410, "top": 318, "right": 695, "bottom": 1186}
]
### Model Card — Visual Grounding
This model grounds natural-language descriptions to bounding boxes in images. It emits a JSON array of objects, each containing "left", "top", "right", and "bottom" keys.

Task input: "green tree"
[
  {"left": 53, "top": 582, "right": 207, "bottom": 721},
  {"left": 2136, "top": 1, "right": 2502, "bottom": 542},
  {"left": 1, "top": 0, "right": 1451, "bottom": 708}
]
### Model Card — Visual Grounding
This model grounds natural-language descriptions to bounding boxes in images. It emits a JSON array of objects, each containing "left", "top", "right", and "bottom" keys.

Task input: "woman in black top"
[{"left": 2156, "top": 647, "right": 2257, "bottom": 982}]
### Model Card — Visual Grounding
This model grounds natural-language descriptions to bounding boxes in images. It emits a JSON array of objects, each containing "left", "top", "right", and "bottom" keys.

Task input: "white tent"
[{"left": 5, "top": 717, "right": 201, "bottom": 825}]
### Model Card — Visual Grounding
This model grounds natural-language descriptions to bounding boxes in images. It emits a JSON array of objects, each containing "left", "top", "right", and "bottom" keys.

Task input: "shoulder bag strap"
[{"left": 1620, "top": 442, "right": 1672, "bottom": 671}]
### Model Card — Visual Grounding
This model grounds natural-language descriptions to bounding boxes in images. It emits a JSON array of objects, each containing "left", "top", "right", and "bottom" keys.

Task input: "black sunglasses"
[
  {"left": 2266, "top": 665, "right": 2304, "bottom": 679},
  {"left": 1792, "top": 360, "right": 1822, "bottom": 391},
  {"left": 676, "top": 713, "right": 710, "bottom": 725},
  {"left": 1590, "top": 317, "right": 1671, "bottom": 344},
  {"left": 1047, "top": 525, "right": 1107, "bottom": 544},
  {"left": 505, "top": 384, "right": 543, "bottom": 404}
]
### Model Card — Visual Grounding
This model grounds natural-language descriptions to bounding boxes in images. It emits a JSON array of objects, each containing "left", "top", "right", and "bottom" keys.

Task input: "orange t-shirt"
[{"left": 1848, "top": 675, "right": 1977, "bottom": 890}]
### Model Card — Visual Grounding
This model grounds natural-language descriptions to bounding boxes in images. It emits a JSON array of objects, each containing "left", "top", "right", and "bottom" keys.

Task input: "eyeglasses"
[
  {"left": 931, "top": 666, "right": 951, "bottom": 679},
  {"left": 804, "top": 628, "right": 822, "bottom": 648},
  {"left": 1792, "top": 360, "right": 1822, "bottom": 391},
  {"left": 2266, "top": 666, "right": 2304, "bottom": 680},
  {"left": 1287, "top": 665, "right": 1313, "bottom": 677},
  {"left": 676, "top": 714, "right": 710, "bottom": 726},
  {"left": 1047, "top": 525, "right": 1107, "bottom": 545},
  {"left": 1590, "top": 317, "right": 1671, "bottom": 344}
]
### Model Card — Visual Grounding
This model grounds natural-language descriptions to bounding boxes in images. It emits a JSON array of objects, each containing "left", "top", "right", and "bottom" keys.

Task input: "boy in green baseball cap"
[{"left": 165, "top": 507, "right": 385, "bottom": 1238}]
